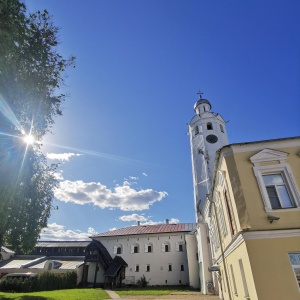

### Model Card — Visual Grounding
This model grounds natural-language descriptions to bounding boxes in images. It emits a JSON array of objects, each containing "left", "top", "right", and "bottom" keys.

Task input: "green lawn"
[
  {"left": 0, "top": 288, "right": 110, "bottom": 300},
  {"left": 115, "top": 287, "right": 191, "bottom": 296}
]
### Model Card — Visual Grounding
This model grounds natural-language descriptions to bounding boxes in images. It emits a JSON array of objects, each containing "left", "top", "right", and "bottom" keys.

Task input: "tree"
[{"left": 0, "top": 0, "right": 75, "bottom": 252}]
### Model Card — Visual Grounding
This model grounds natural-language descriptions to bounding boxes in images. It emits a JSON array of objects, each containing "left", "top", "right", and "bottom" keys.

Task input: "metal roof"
[
  {"left": 0, "top": 255, "right": 84, "bottom": 271},
  {"left": 30, "top": 257, "right": 84, "bottom": 270},
  {"left": 0, "top": 256, "right": 43, "bottom": 269},
  {"left": 35, "top": 241, "right": 90, "bottom": 247},
  {"left": 92, "top": 223, "right": 196, "bottom": 238}
]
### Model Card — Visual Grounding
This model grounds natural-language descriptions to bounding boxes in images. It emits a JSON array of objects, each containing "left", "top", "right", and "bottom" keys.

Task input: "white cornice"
[
  {"left": 243, "top": 229, "right": 300, "bottom": 240},
  {"left": 216, "top": 229, "right": 300, "bottom": 264}
]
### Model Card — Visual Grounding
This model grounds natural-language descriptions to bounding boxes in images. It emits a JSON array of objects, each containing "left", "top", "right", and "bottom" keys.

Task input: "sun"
[{"left": 23, "top": 134, "right": 35, "bottom": 145}]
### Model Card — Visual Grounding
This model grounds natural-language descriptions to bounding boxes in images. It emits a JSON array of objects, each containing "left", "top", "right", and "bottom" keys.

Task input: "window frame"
[
  {"left": 262, "top": 173, "right": 295, "bottom": 209},
  {"left": 251, "top": 155, "right": 300, "bottom": 212},
  {"left": 288, "top": 253, "right": 300, "bottom": 290}
]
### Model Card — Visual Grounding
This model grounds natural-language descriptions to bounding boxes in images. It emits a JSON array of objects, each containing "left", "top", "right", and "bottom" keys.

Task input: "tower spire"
[{"left": 197, "top": 91, "right": 203, "bottom": 100}]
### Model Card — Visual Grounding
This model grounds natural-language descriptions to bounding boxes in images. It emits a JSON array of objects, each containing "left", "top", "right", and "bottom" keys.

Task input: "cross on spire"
[{"left": 197, "top": 91, "right": 203, "bottom": 99}]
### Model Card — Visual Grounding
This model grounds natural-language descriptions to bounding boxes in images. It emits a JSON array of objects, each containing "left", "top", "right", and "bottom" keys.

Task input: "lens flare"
[{"left": 23, "top": 134, "right": 35, "bottom": 145}]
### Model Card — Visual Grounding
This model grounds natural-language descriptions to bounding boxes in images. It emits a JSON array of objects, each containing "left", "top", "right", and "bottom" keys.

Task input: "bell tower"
[{"left": 188, "top": 92, "right": 229, "bottom": 221}]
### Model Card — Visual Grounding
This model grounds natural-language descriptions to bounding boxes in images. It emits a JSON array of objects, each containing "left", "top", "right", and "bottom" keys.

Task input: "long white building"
[{"left": 84, "top": 222, "right": 196, "bottom": 287}]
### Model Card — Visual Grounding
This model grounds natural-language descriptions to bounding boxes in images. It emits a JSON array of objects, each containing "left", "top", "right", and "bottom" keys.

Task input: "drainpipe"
[{"left": 211, "top": 199, "right": 232, "bottom": 300}]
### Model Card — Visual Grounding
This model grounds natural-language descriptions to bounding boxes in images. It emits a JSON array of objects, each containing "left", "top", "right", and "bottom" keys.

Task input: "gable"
[{"left": 250, "top": 148, "right": 288, "bottom": 165}]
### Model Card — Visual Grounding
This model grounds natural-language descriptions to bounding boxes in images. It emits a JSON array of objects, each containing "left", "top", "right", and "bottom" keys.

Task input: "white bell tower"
[
  {"left": 187, "top": 92, "right": 229, "bottom": 293},
  {"left": 188, "top": 92, "right": 229, "bottom": 221}
]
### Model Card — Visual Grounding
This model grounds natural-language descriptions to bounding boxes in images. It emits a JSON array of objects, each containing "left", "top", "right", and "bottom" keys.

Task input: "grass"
[
  {"left": 115, "top": 286, "right": 191, "bottom": 296},
  {"left": 0, "top": 288, "right": 110, "bottom": 300}
]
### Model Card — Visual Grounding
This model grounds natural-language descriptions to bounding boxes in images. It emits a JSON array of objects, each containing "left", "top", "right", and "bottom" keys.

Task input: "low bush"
[
  {"left": 0, "top": 271, "right": 77, "bottom": 293},
  {"left": 136, "top": 275, "right": 148, "bottom": 288}
]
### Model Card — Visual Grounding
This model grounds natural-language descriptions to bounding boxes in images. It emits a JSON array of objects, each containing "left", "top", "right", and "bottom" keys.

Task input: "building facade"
[
  {"left": 203, "top": 137, "right": 300, "bottom": 300},
  {"left": 87, "top": 222, "right": 196, "bottom": 287}
]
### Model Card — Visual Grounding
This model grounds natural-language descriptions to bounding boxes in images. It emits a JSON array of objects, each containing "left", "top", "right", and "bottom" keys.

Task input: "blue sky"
[{"left": 24, "top": 0, "right": 299, "bottom": 240}]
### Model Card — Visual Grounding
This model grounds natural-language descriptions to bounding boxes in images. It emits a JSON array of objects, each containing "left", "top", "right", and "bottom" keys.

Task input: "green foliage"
[
  {"left": 0, "top": 271, "right": 77, "bottom": 293},
  {"left": 0, "top": 276, "right": 37, "bottom": 293},
  {"left": 136, "top": 275, "right": 148, "bottom": 288},
  {"left": 0, "top": 0, "right": 75, "bottom": 252},
  {"left": 0, "top": 288, "right": 109, "bottom": 300},
  {"left": 35, "top": 271, "right": 77, "bottom": 291}
]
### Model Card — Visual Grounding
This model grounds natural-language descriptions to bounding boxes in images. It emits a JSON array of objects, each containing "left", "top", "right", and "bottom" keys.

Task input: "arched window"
[
  {"left": 207, "top": 122, "right": 213, "bottom": 130},
  {"left": 114, "top": 244, "right": 123, "bottom": 255},
  {"left": 220, "top": 124, "right": 224, "bottom": 133},
  {"left": 162, "top": 241, "right": 171, "bottom": 252},
  {"left": 130, "top": 243, "right": 140, "bottom": 254},
  {"left": 144, "top": 243, "right": 153, "bottom": 253},
  {"left": 195, "top": 126, "right": 199, "bottom": 136},
  {"left": 176, "top": 241, "right": 184, "bottom": 252}
]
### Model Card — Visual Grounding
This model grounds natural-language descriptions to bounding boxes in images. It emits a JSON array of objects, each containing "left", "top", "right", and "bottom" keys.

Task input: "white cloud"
[
  {"left": 142, "top": 173, "right": 148, "bottom": 177},
  {"left": 39, "top": 223, "right": 95, "bottom": 240},
  {"left": 46, "top": 153, "right": 82, "bottom": 161},
  {"left": 53, "top": 171, "right": 64, "bottom": 180},
  {"left": 129, "top": 176, "right": 139, "bottom": 180},
  {"left": 119, "top": 214, "right": 148, "bottom": 222},
  {"left": 109, "top": 227, "right": 117, "bottom": 231},
  {"left": 54, "top": 180, "right": 168, "bottom": 211}
]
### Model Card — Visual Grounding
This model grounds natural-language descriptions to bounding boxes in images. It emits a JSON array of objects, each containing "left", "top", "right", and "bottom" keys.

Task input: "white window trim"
[
  {"left": 144, "top": 243, "right": 153, "bottom": 253},
  {"left": 288, "top": 253, "right": 300, "bottom": 290},
  {"left": 250, "top": 149, "right": 300, "bottom": 212}
]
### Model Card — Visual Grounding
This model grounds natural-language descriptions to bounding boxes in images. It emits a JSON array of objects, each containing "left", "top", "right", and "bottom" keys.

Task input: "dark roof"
[
  {"left": 86, "top": 240, "right": 112, "bottom": 269},
  {"left": 36, "top": 241, "right": 90, "bottom": 247},
  {"left": 104, "top": 256, "right": 127, "bottom": 277},
  {"left": 92, "top": 223, "right": 196, "bottom": 238}
]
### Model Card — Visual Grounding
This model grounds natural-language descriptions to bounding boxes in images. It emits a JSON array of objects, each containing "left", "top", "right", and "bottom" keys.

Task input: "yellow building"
[{"left": 203, "top": 136, "right": 300, "bottom": 300}]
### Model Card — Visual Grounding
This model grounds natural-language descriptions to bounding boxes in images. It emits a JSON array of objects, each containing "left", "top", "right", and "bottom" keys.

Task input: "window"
[
  {"left": 220, "top": 124, "right": 224, "bottom": 132},
  {"left": 145, "top": 243, "right": 153, "bottom": 253},
  {"left": 180, "top": 264, "right": 184, "bottom": 271},
  {"left": 224, "top": 190, "right": 236, "bottom": 236},
  {"left": 207, "top": 122, "right": 213, "bottom": 130},
  {"left": 146, "top": 264, "right": 150, "bottom": 272},
  {"left": 162, "top": 242, "right": 170, "bottom": 252},
  {"left": 168, "top": 264, "right": 172, "bottom": 271},
  {"left": 114, "top": 244, "right": 123, "bottom": 254},
  {"left": 263, "top": 174, "right": 294, "bottom": 209},
  {"left": 176, "top": 242, "right": 184, "bottom": 252},
  {"left": 230, "top": 264, "right": 237, "bottom": 295},
  {"left": 195, "top": 126, "right": 199, "bottom": 136},
  {"left": 239, "top": 259, "right": 249, "bottom": 298},
  {"left": 130, "top": 243, "right": 139, "bottom": 254},
  {"left": 250, "top": 149, "right": 300, "bottom": 212},
  {"left": 135, "top": 265, "right": 139, "bottom": 272},
  {"left": 288, "top": 253, "right": 300, "bottom": 289}
]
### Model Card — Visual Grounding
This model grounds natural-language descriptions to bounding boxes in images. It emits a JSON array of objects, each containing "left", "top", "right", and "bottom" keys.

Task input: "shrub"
[
  {"left": 0, "top": 271, "right": 77, "bottom": 292},
  {"left": 0, "top": 276, "right": 37, "bottom": 292},
  {"left": 136, "top": 275, "right": 148, "bottom": 288}
]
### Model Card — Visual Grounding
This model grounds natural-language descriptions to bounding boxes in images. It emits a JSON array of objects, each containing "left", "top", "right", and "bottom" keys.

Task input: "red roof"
[{"left": 92, "top": 223, "right": 196, "bottom": 238}]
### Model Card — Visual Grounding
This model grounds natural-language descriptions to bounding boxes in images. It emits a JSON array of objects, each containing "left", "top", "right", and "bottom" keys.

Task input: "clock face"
[{"left": 206, "top": 134, "right": 218, "bottom": 144}]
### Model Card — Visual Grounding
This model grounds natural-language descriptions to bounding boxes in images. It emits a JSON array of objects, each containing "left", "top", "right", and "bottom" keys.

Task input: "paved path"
[
  {"left": 105, "top": 290, "right": 219, "bottom": 300},
  {"left": 105, "top": 290, "right": 121, "bottom": 299}
]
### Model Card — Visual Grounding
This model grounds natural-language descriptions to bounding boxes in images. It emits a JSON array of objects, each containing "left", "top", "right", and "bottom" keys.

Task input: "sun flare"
[{"left": 23, "top": 134, "right": 35, "bottom": 145}]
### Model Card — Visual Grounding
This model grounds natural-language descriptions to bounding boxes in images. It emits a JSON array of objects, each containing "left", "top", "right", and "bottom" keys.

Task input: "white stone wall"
[{"left": 95, "top": 231, "right": 189, "bottom": 286}]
